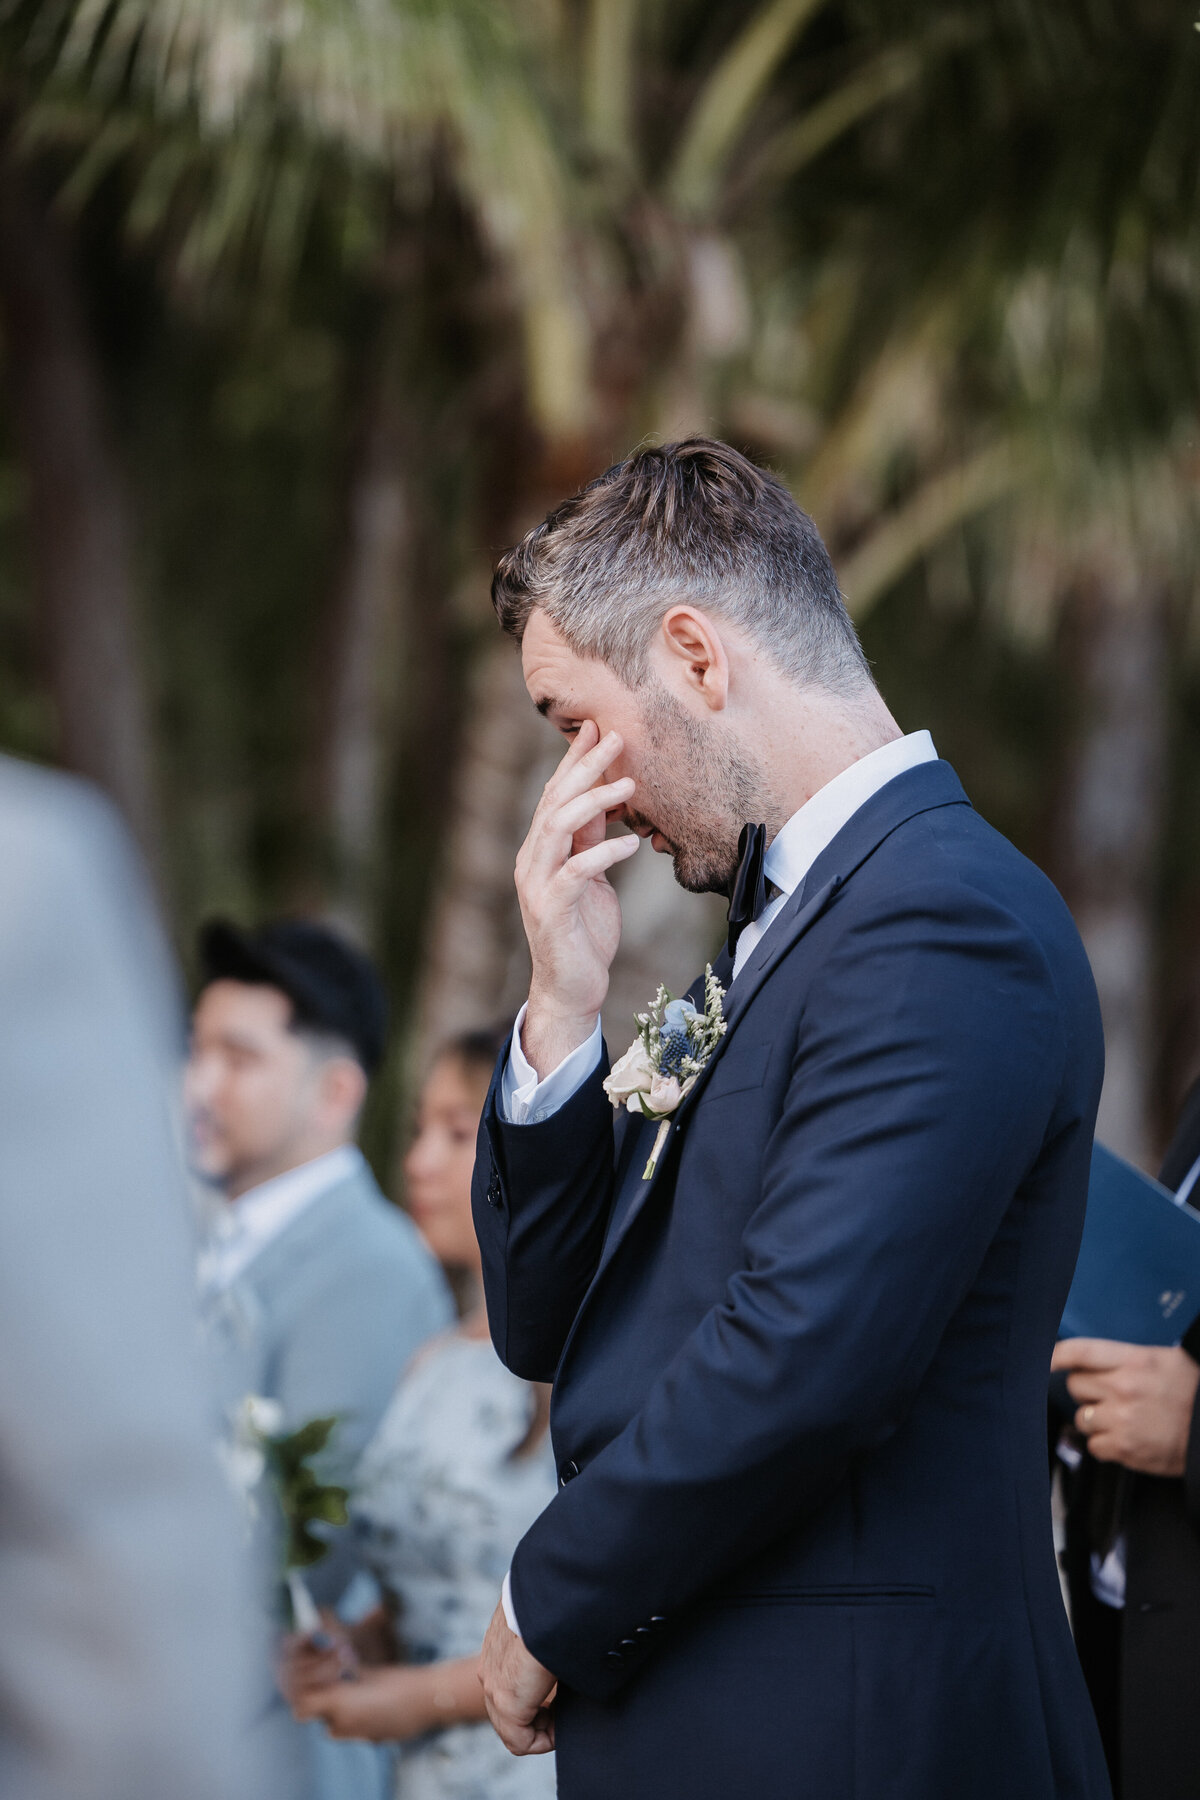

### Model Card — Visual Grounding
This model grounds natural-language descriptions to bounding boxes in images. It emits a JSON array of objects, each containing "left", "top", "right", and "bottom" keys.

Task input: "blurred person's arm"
[
  {"left": 0, "top": 765, "right": 264, "bottom": 1800},
  {"left": 288, "top": 1654, "right": 490, "bottom": 1742}
]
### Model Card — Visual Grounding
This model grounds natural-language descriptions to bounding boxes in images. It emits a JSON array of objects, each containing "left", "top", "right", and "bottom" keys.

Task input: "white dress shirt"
[
  {"left": 498, "top": 730, "right": 937, "bottom": 1637},
  {"left": 197, "top": 1143, "right": 365, "bottom": 1294}
]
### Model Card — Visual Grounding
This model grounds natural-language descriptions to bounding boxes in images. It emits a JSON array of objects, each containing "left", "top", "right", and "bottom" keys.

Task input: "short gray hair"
[{"left": 491, "top": 438, "right": 871, "bottom": 694}]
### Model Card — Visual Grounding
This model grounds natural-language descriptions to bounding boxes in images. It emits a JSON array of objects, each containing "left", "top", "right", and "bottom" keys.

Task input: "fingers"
[
  {"left": 1074, "top": 1399, "right": 1107, "bottom": 1435},
  {"left": 478, "top": 1602, "right": 558, "bottom": 1759},
  {"left": 1065, "top": 1372, "right": 1109, "bottom": 1404},
  {"left": 291, "top": 1682, "right": 341, "bottom": 1724},
  {"left": 525, "top": 778, "right": 636, "bottom": 876},
  {"left": 559, "top": 834, "right": 640, "bottom": 887},
  {"left": 1052, "top": 1338, "right": 1133, "bottom": 1373},
  {"left": 280, "top": 1647, "right": 344, "bottom": 1701},
  {"left": 485, "top": 1697, "right": 555, "bottom": 1757},
  {"left": 542, "top": 726, "right": 622, "bottom": 810}
]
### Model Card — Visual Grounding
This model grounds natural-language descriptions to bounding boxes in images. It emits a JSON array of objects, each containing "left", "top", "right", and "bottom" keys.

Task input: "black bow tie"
[{"left": 727, "top": 823, "right": 768, "bottom": 956}]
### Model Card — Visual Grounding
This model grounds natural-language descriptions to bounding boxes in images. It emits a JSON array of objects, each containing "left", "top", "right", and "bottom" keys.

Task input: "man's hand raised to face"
[
  {"left": 1053, "top": 1336, "right": 1200, "bottom": 1477},
  {"left": 517, "top": 721, "right": 639, "bottom": 1079},
  {"left": 478, "top": 1601, "right": 557, "bottom": 1757}
]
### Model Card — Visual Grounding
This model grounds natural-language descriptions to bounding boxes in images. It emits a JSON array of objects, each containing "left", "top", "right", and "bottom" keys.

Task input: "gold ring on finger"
[{"left": 1082, "top": 1405, "right": 1096, "bottom": 1427}]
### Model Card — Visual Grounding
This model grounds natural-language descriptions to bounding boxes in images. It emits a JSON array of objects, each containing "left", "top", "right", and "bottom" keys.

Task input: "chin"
[
  {"left": 189, "top": 1148, "right": 232, "bottom": 1185},
  {"left": 672, "top": 850, "right": 737, "bottom": 898}
]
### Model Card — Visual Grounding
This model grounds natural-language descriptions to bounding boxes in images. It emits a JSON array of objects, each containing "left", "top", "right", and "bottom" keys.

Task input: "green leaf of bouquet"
[
  {"left": 310, "top": 1489, "right": 350, "bottom": 1525},
  {"left": 289, "top": 1526, "right": 328, "bottom": 1569},
  {"left": 285, "top": 1417, "right": 338, "bottom": 1459}
]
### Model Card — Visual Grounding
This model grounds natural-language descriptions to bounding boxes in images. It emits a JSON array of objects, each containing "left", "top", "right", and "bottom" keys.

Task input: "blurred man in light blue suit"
[
  {"left": 189, "top": 918, "right": 453, "bottom": 1800},
  {"left": 0, "top": 757, "right": 274, "bottom": 1800}
]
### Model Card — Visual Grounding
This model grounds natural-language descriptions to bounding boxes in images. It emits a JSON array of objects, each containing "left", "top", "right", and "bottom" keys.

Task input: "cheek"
[
  {"left": 452, "top": 1143, "right": 480, "bottom": 1190},
  {"left": 608, "top": 735, "right": 646, "bottom": 784},
  {"left": 228, "top": 1072, "right": 289, "bottom": 1132},
  {"left": 436, "top": 1148, "right": 483, "bottom": 1241}
]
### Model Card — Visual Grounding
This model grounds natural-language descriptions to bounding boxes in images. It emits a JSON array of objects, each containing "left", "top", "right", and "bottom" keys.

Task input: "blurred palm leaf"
[{"left": 7, "top": 0, "right": 593, "bottom": 435}]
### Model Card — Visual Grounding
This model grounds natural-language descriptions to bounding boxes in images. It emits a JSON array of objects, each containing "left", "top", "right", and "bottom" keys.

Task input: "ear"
[
  {"left": 658, "top": 606, "right": 730, "bottom": 713},
  {"left": 321, "top": 1056, "right": 368, "bottom": 1128}
]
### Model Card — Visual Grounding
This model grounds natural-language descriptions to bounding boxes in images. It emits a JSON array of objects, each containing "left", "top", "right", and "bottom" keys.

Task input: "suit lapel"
[
  {"left": 579, "top": 759, "right": 974, "bottom": 1306},
  {"left": 590, "top": 874, "right": 845, "bottom": 1288}
]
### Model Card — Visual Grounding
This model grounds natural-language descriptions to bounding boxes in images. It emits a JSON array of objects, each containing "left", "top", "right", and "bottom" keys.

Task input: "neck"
[
  {"left": 224, "top": 1138, "right": 351, "bottom": 1202},
  {"left": 752, "top": 680, "right": 903, "bottom": 838}
]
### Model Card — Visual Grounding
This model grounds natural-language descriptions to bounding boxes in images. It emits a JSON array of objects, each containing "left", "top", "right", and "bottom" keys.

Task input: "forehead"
[
  {"left": 193, "top": 979, "right": 294, "bottom": 1041},
  {"left": 422, "top": 1056, "right": 484, "bottom": 1112},
  {"left": 520, "top": 610, "right": 621, "bottom": 715}
]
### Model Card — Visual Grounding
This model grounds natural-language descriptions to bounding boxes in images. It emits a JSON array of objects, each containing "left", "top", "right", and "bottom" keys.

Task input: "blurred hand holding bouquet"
[{"left": 222, "top": 1394, "right": 350, "bottom": 1638}]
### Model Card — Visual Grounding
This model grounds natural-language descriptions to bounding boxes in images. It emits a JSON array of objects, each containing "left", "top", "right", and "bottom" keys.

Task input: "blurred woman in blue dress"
[{"left": 282, "top": 1031, "right": 557, "bottom": 1800}]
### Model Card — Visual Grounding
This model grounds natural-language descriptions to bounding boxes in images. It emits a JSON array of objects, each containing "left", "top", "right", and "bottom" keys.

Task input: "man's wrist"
[{"left": 521, "top": 992, "right": 600, "bottom": 1081}]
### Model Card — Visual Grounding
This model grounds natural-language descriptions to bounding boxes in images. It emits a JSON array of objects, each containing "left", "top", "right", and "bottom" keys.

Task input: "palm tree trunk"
[
  {"left": 1058, "top": 569, "right": 1169, "bottom": 1168},
  {"left": 309, "top": 320, "right": 411, "bottom": 940},
  {"left": 413, "top": 641, "right": 552, "bottom": 1060},
  {"left": 0, "top": 140, "right": 158, "bottom": 864}
]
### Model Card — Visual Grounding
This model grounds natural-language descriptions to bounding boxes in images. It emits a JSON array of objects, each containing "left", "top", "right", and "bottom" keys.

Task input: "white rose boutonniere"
[{"left": 602, "top": 964, "right": 727, "bottom": 1178}]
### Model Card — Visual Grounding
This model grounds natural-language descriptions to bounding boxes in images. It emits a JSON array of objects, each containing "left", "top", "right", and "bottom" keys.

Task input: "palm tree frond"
[{"left": 665, "top": 0, "right": 831, "bottom": 218}]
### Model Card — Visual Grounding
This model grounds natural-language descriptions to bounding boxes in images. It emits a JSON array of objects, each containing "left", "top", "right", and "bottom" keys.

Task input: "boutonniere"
[{"left": 603, "top": 965, "right": 727, "bottom": 1179}]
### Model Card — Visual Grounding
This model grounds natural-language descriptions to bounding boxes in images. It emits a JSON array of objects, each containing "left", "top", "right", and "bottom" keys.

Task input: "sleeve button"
[{"left": 605, "top": 1650, "right": 625, "bottom": 1667}]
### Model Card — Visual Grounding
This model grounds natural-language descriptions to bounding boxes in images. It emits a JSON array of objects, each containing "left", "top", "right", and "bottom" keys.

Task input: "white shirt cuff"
[
  {"left": 498, "top": 1003, "right": 602, "bottom": 1124},
  {"left": 501, "top": 1568, "right": 522, "bottom": 1638}
]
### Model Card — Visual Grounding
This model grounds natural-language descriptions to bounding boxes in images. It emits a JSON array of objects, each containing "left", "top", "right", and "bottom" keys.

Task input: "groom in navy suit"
[{"left": 473, "top": 439, "right": 1111, "bottom": 1799}]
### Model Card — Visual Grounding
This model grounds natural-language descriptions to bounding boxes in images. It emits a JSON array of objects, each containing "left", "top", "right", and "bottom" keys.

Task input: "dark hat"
[{"left": 198, "top": 918, "right": 388, "bottom": 1076}]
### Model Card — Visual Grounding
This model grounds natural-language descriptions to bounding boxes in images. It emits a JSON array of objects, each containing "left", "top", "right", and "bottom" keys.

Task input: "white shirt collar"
[
  {"left": 198, "top": 1143, "right": 364, "bottom": 1292},
  {"left": 764, "top": 730, "right": 938, "bottom": 901},
  {"left": 729, "top": 730, "right": 938, "bottom": 982}
]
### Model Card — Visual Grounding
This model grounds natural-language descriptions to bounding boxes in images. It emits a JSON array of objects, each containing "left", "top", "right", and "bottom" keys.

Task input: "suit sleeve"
[
  {"left": 0, "top": 780, "right": 265, "bottom": 1800},
  {"left": 508, "top": 882, "right": 1078, "bottom": 1698},
  {"left": 472, "top": 1036, "right": 618, "bottom": 1382}
]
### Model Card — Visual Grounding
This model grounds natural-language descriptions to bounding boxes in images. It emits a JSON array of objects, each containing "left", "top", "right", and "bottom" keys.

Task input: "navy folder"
[{"left": 1059, "top": 1142, "right": 1200, "bottom": 1345}]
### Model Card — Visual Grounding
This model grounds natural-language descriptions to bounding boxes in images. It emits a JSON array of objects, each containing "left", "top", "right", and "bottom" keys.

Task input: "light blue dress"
[{"left": 353, "top": 1334, "right": 558, "bottom": 1800}]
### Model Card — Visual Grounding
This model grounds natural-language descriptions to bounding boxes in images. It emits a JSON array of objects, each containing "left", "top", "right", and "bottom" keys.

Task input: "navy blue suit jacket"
[{"left": 473, "top": 761, "right": 1112, "bottom": 1800}]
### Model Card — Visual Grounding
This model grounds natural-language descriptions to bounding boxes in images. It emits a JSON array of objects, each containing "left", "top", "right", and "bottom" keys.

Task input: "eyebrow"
[{"left": 535, "top": 696, "right": 565, "bottom": 719}]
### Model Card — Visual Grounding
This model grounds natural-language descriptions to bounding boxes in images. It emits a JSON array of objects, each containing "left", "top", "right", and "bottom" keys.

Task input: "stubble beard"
[{"left": 631, "top": 681, "right": 765, "bottom": 897}]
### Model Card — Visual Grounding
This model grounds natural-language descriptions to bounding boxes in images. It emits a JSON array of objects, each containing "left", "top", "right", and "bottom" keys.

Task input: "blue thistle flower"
[{"left": 658, "top": 1028, "right": 690, "bottom": 1077}]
